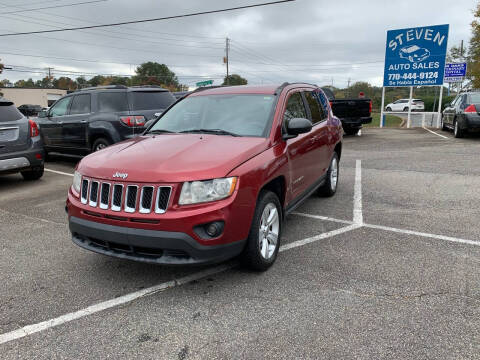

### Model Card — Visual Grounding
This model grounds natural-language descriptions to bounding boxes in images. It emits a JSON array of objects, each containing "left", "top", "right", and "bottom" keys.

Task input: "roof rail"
[
  {"left": 77, "top": 85, "right": 128, "bottom": 91},
  {"left": 130, "top": 85, "right": 165, "bottom": 89}
]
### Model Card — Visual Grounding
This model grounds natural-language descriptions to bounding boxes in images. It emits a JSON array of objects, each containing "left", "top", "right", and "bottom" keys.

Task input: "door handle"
[
  {"left": 58, "top": 121, "right": 63, "bottom": 125},
  {"left": 80, "top": 120, "right": 87, "bottom": 123}
]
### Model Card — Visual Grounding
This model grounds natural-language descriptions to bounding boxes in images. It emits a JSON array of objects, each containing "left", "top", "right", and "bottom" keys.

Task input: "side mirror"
[
  {"left": 37, "top": 110, "right": 47, "bottom": 118},
  {"left": 284, "top": 118, "right": 312, "bottom": 139}
]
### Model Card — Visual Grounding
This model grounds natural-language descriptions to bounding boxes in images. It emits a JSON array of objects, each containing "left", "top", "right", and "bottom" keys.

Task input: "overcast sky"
[{"left": 0, "top": 0, "right": 476, "bottom": 88}]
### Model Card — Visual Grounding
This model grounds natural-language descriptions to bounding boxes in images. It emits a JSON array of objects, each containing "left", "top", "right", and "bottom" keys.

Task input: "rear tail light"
[
  {"left": 464, "top": 104, "right": 477, "bottom": 113},
  {"left": 369, "top": 100, "right": 372, "bottom": 114},
  {"left": 120, "top": 115, "right": 146, "bottom": 127},
  {"left": 29, "top": 119, "right": 40, "bottom": 137}
]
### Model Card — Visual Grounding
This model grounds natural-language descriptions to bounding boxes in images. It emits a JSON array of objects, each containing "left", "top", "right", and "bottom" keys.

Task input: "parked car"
[
  {"left": 0, "top": 97, "right": 45, "bottom": 180},
  {"left": 441, "top": 91, "right": 480, "bottom": 138},
  {"left": 17, "top": 104, "right": 43, "bottom": 117},
  {"left": 385, "top": 98, "right": 425, "bottom": 112},
  {"left": 66, "top": 83, "right": 343, "bottom": 271},
  {"left": 36, "top": 85, "right": 176, "bottom": 156},
  {"left": 321, "top": 87, "right": 372, "bottom": 135}
]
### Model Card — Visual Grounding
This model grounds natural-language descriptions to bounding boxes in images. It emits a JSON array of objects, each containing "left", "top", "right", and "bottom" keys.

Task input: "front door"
[
  {"left": 40, "top": 96, "right": 72, "bottom": 148},
  {"left": 59, "top": 93, "right": 91, "bottom": 151}
]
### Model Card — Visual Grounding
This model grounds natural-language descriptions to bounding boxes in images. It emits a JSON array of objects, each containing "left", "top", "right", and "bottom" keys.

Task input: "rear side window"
[
  {"left": 469, "top": 93, "right": 480, "bottom": 103},
  {"left": 70, "top": 94, "right": 91, "bottom": 115},
  {"left": 0, "top": 104, "right": 23, "bottom": 122},
  {"left": 50, "top": 96, "right": 72, "bottom": 117},
  {"left": 98, "top": 92, "right": 128, "bottom": 113},
  {"left": 304, "top": 91, "right": 326, "bottom": 124},
  {"left": 131, "top": 91, "right": 176, "bottom": 110},
  {"left": 283, "top": 92, "right": 307, "bottom": 126}
]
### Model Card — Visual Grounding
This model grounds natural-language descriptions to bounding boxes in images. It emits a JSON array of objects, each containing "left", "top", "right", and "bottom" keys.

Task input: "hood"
[{"left": 78, "top": 134, "right": 269, "bottom": 183}]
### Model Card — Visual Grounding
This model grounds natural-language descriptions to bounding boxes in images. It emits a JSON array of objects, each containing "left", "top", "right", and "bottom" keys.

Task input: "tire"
[
  {"left": 21, "top": 165, "right": 44, "bottom": 180},
  {"left": 241, "top": 190, "right": 282, "bottom": 271},
  {"left": 92, "top": 137, "right": 112, "bottom": 152},
  {"left": 441, "top": 116, "right": 448, "bottom": 131},
  {"left": 453, "top": 119, "right": 464, "bottom": 138},
  {"left": 317, "top": 152, "right": 339, "bottom": 197},
  {"left": 386, "top": 107, "right": 392, "bottom": 112},
  {"left": 344, "top": 128, "right": 360, "bottom": 136},
  {"left": 403, "top": 107, "right": 409, "bottom": 112}
]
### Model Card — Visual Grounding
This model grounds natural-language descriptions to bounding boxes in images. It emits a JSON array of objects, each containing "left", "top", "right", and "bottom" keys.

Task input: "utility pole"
[
  {"left": 225, "top": 37, "right": 230, "bottom": 85},
  {"left": 347, "top": 78, "right": 351, "bottom": 97},
  {"left": 46, "top": 67, "right": 54, "bottom": 87},
  {"left": 459, "top": 40, "right": 464, "bottom": 93}
]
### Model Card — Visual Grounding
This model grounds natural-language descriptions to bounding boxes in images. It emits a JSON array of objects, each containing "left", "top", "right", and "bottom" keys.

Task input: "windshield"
[
  {"left": 149, "top": 94, "right": 276, "bottom": 137},
  {"left": 131, "top": 91, "right": 176, "bottom": 110}
]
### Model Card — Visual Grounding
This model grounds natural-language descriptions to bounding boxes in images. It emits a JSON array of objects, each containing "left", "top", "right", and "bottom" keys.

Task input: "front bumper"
[{"left": 70, "top": 216, "right": 246, "bottom": 265}]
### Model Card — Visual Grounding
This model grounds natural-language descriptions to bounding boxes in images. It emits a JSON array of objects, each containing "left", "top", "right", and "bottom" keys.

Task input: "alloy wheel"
[
  {"left": 330, "top": 157, "right": 338, "bottom": 191},
  {"left": 258, "top": 203, "right": 279, "bottom": 260}
]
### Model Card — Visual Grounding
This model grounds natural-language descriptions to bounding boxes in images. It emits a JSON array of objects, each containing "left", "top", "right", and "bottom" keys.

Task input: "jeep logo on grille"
[{"left": 112, "top": 172, "right": 128, "bottom": 179}]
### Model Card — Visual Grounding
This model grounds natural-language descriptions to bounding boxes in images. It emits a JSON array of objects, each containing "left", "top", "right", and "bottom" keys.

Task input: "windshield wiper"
[
  {"left": 147, "top": 129, "right": 177, "bottom": 134},
  {"left": 179, "top": 128, "right": 241, "bottom": 137}
]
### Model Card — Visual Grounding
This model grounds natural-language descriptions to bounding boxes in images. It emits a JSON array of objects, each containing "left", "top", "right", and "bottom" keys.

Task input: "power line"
[
  {"left": 0, "top": 0, "right": 107, "bottom": 15},
  {"left": 0, "top": 0, "right": 295, "bottom": 37}
]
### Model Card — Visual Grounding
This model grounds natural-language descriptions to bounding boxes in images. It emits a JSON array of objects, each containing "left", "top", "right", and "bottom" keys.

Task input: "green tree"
[
  {"left": 222, "top": 74, "right": 248, "bottom": 86},
  {"left": 0, "top": 60, "right": 4, "bottom": 75},
  {"left": 469, "top": 3, "right": 480, "bottom": 89},
  {"left": 89, "top": 75, "right": 106, "bottom": 87},
  {"left": 14, "top": 79, "right": 27, "bottom": 87},
  {"left": 76, "top": 76, "right": 88, "bottom": 88},
  {"left": 53, "top": 77, "right": 77, "bottom": 91},
  {"left": 132, "top": 62, "right": 179, "bottom": 88},
  {"left": 0, "top": 79, "right": 12, "bottom": 87}
]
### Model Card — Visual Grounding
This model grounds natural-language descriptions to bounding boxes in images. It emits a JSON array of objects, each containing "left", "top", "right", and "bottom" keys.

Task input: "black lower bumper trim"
[{"left": 69, "top": 216, "right": 245, "bottom": 265}]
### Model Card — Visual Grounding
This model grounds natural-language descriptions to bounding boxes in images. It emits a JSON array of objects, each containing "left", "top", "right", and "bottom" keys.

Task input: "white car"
[{"left": 385, "top": 99, "right": 424, "bottom": 112}]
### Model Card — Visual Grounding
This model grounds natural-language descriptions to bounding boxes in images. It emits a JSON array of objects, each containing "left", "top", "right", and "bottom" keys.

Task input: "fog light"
[{"left": 206, "top": 222, "right": 222, "bottom": 237}]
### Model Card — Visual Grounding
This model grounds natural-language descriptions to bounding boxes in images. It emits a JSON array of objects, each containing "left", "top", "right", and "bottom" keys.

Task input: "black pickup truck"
[{"left": 322, "top": 88, "right": 372, "bottom": 135}]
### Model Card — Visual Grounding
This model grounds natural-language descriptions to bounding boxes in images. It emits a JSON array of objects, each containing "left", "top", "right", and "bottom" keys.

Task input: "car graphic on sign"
[{"left": 399, "top": 45, "right": 430, "bottom": 63}]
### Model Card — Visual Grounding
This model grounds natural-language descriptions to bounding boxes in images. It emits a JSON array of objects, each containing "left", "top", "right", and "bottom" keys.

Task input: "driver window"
[
  {"left": 49, "top": 97, "right": 72, "bottom": 117},
  {"left": 283, "top": 92, "right": 307, "bottom": 128}
]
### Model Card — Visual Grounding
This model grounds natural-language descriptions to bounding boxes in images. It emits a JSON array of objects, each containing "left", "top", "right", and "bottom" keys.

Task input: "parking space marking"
[
  {"left": 291, "top": 212, "right": 352, "bottom": 225},
  {"left": 0, "top": 224, "right": 361, "bottom": 345},
  {"left": 353, "top": 159, "right": 363, "bottom": 225},
  {"left": 423, "top": 127, "right": 449, "bottom": 139},
  {"left": 44, "top": 168, "right": 74, "bottom": 177},
  {"left": 0, "top": 208, "right": 66, "bottom": 226}
]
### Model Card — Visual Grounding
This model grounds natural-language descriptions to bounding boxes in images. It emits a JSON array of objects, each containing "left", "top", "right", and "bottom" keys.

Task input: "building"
[{"left": 0, "top": 88, "right": 67, "bottom": 108}]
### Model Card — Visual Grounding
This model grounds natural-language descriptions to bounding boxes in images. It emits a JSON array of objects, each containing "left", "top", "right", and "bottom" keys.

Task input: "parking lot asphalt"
[{"left": 1, "top": 127, "right": 480, "bottom": 359}]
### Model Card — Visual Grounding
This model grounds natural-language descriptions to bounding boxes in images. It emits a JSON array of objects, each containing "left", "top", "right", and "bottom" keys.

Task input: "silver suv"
[{"left": 0, "top": 97, "right": 45, "bottom": 180}]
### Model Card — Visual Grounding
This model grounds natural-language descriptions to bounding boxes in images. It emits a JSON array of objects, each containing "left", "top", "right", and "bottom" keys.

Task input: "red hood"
[{"left": 78, "top": 134, "right": 269, "bottom": 183}]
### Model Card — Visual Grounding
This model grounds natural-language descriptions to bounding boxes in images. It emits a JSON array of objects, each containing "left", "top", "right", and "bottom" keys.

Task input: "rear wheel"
[
  {"left": 21, "top": 165, "right": 44, "bottom": 180},
  {"left": 241, "top": 190, "right": 282, "bottom": 271},
  {"left": 317, "top": 152, "right": 339, "bottom": 197},
  {"left": 92, "top": 137, "right": 111, "bottom": 152},
  {"left": 453, "top": 119, "right": 464, "bottom": 138}
]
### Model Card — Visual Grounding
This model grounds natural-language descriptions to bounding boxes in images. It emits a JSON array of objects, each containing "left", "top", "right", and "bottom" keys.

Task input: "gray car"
[{"left": 0, "top": 97, "right": 45, "bottom": 180}]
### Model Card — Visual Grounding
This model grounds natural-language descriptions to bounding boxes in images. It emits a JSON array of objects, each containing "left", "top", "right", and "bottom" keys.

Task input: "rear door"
[
  {"left": 59, "top": 93, "right": 91, "bottom": 151},
  {"left": 0, "top": 101, "right": 30, "bottom": 155},
  {"left": 40, "top": 96, "right": 72, "bottom": 148},
  {"left": 283, "top": 91, "right": 315, "bottom": 198},
  {"left": 303, "top": 90, "right": 330, "bottom": 177}
]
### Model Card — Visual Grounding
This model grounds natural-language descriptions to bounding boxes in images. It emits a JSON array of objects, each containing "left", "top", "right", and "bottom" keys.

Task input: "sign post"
[{"left": 382, "top": 24, "right": 449, "bottom": 128}]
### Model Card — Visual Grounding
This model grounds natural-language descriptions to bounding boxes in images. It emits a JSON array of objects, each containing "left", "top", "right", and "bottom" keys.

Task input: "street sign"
[
  {"left": 444, "top": 62, "right": 467, "bottom": 83},
  {"left": 196, "top": 80, "right": 213, "bottom": 87},
  {"left": 383, "top": 24, "right": 449, "bottom": 87}
]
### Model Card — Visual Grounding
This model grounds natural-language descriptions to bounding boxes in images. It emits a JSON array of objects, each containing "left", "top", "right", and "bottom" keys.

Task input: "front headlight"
[
  {"left": 179, "top": 177, "right": 237, "bottom": 205},
  {"left": 72, "top": 171, "right": 82, "bottom": 195}
]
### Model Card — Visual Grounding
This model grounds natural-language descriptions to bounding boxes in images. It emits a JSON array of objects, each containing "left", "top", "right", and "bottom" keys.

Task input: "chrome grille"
[{"left": 81, "top": 178, "right": 171, "bottom": 214}]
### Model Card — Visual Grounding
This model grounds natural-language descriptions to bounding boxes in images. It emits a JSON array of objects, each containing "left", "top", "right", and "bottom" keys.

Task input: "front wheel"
[
  {"left": 241, "top": 190, "right": 282, "bottom": 271},
  {"left": 441, "top": 116, "right": 448, "bottom": 131},
  {"left": 386, "top": 107, "right": 392, "bottom": 112},
  {"left": 317, "top": 152, "right": 339, "bottom": 197},
  {"left": 403, "top": 107, "right": 409, "bottom": 112}
]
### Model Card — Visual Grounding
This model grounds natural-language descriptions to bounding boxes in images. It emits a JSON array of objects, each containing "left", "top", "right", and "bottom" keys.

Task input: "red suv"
[{"left": 67, "top": 83, "right": 343, "bottom": 271}]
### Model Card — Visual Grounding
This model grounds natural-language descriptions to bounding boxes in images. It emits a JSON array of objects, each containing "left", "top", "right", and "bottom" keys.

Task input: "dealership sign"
[
  {"left": 444, "top": 62, "right": 467, "bottom": 82},
  {"left": 383, "top": 24, "right": 449, "bottom": 87}
]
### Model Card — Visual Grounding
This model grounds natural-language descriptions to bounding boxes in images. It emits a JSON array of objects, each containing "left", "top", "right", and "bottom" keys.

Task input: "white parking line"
[
  {"left": 353, "top": 159, "right": 363, "bottom": 225},
  {"left": 423, "top": 127, "right": 449, "bottom": 139},
  {"left": 0, "top": 224, "right": 360, "bottom": 345},
  {"left": 44, "top": 168, "right": 74, "bottom": 177},
  {"left": 291, "top": 212, "right": 353, "bottom": 225}
]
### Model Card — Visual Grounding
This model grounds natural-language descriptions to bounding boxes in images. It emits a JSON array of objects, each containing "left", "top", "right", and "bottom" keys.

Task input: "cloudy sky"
[{"left": 0, "top": 0, "right": 476, "bottom": 88}]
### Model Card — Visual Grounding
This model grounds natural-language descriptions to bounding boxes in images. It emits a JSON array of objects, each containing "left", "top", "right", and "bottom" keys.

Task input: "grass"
[{"left": 364, "top": 113, "right": 403, "bottom": 128}]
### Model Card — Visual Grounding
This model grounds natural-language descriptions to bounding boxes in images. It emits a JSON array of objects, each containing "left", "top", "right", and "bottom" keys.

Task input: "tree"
[
  {"left": 76, "top": 76, "right": 88, "bottom": 89},
  {"left": 469, "top": 3, "right": 480, "bottom": 89},
  {"left": 0, "top": 79, "right": 12, "bottom": 87},
  {"left": 53, "top": 77, "right": 77, "bottom": 91},
  {"left": 0, "top": 60, "right": 4, "bottom": 75},
  {"left": 222, "top": 74, "right": 248, "bottom": 86},
  {"left": 132, "top": 62, "right": 179, "bottom": 88}
]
